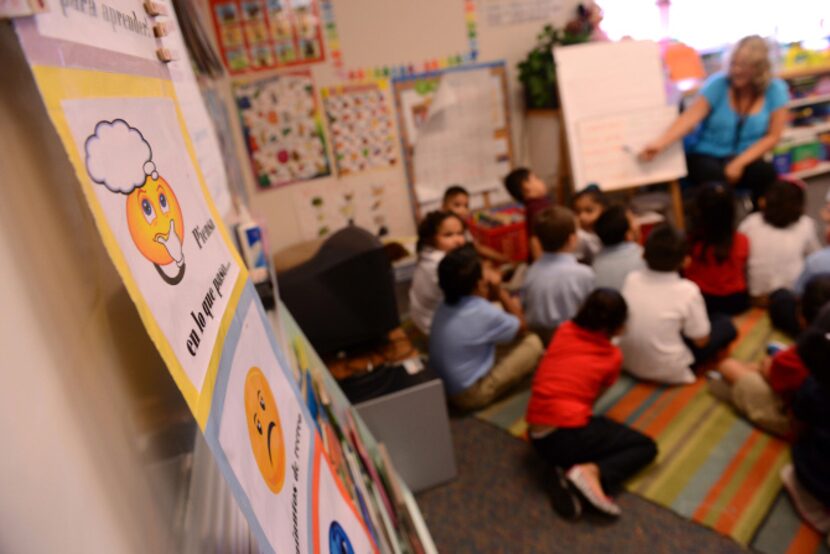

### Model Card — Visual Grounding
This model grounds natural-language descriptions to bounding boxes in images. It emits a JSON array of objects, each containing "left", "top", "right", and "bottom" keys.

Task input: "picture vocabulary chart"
[
  {"left": 210, "top": 0, "right": 325, "bottom": 74},
  {"left": 234, "top": 71, "right": 331, "bottom": 189},
  {"left": 321, "top": 82, "right": 398, "bottom": 177}
]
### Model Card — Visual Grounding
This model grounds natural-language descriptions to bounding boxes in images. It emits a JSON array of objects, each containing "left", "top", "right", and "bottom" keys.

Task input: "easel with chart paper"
[{"left": 555, "top": 40, "right": 688, "bottom": 227}]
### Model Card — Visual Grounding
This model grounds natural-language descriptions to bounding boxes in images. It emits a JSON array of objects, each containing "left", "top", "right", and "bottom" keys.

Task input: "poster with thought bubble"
[{"left": 55, "top": 88, "right": 245, "bottom": 407}]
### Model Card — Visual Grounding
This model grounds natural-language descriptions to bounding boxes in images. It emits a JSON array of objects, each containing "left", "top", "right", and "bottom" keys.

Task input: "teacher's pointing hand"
[{"left": 638, "top": 141, "right": 663, "bottom": 162}]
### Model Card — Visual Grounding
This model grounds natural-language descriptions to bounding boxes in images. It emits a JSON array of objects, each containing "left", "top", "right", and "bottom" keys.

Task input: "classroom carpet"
[{"left": 473, "top": 309, "right": 830, "bottom": 553}]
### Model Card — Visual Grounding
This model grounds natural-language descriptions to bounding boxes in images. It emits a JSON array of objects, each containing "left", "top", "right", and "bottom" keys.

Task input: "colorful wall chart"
[
  {"left": 210, "top": 0, "right": 325, "bottom": 74},
  {"left": 234, "top": 71, "right": 331, "bottom": 189},
  {"left": 321, "top": 82, "right": 397, "bottom": 176}
]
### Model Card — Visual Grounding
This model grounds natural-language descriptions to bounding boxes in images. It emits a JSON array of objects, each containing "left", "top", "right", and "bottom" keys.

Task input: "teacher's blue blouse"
[{"left": 689, "top": 72, "right": 789, "bottom": 158}]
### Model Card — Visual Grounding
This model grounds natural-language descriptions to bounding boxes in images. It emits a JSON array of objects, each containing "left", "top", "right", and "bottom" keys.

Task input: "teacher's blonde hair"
[{"left": 728, "top": 35, "right": 773, "bottom": 93}]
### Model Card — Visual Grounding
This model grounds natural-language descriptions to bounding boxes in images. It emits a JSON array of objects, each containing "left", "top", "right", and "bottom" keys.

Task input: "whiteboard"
[
  {"left": 393, "top": 62, "right": 513, "bottom": 207},
  {"left": 555, "top": 40, "right": 687, "bottom": 191}
]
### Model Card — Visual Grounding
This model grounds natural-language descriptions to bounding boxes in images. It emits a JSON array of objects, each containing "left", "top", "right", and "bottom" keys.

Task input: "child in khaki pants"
[{"left": 429, "top": 245, "right": 542, "bottom": 411}]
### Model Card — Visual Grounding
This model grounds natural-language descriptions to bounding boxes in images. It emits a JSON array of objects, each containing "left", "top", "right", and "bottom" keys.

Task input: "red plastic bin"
[{"left": 467, "top": 207, "right": 528, "bottom": 262}]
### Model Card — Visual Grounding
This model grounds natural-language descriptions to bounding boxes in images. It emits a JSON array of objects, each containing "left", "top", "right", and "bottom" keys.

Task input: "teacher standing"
[{"left": 640, "top": 35, "right": 790, "bottom": 204}]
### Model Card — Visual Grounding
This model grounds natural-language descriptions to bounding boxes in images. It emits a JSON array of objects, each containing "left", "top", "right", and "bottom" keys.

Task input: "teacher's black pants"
[
  {"left": 686, "top": 153, "right": 778, "bottom": 206},
  {"left": 531, "top": 417, "right": 657, "bottom": 493}
]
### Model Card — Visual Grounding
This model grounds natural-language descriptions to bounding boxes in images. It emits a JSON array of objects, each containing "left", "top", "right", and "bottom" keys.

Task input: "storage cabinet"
[{"left": 775, "top": 64, "right": 830, "bottom": 179}]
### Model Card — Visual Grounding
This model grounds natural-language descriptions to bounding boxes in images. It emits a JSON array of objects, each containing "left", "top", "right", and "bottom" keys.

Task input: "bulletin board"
[
  {"left": 554, "top": 40, "right": 687, "bottom": 191},
  {"left": 393, "top": 62, "right": 513, "bottom": 207},
  {"left": 234, "top": 70, "right": 331, "bottom": 189},
  {"left": 210, "top": 0, "right": 325, "bottom": 74}
]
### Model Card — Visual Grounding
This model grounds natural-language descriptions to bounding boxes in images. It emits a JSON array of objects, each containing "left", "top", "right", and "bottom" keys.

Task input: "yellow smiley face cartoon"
[
  {"left": 244, "top": 366, "right": 286, "bottom": 494},
  {"left": 125, "top": 174, "right": 184, "bottom": 266}
]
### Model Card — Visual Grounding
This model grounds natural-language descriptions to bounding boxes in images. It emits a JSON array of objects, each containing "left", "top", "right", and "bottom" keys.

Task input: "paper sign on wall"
[{"left": 60, "top": 98, "right": 242, "bottom": 393}]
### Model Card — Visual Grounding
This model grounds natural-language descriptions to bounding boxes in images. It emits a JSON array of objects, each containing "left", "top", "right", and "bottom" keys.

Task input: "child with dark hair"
[
  {"left": 522, "top": 206, "right": 595, "bottom": 344},
  {"left": 771, "top": 193, "right": 830, "bottom": 336},
  {"left": 715, "top": 274, "right": 830, "bottom": 437},
  {"left": 441, "top": 184, "right": 509, "bottom": 264},
  {"left": 572, "top": 185, "right": 608, "bottom": 263},
  {"left": 503, "top": 167, "right": 552, "bottom": 260},
  {"left": 593, "top": 204, "right": 645, "bottom": 290},
  {"left": 780, "top": 304, "right": 830, "bottom": 537},
  {"left": 429, "top": 245, "right": 543, "bottom": 411},
  {"left": 738, "top": 179, "right": 820, "bottom": 301},
  {"left": 409, "top": 211, "right": 467, "bottom": 334},
  {"left": 620, "top": 224, "right": 737, "bottom": 384},
  {"left": 684, "top": 183, "right": 750, "bottom": 315},
  {"left": 527, "top": 289, "right": 657, "bottom": 519}
]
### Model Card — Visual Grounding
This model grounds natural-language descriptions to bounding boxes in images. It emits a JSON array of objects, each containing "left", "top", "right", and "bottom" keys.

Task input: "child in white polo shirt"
[{"left": 620, "top": 224, "right": 737, "bottom": 385}]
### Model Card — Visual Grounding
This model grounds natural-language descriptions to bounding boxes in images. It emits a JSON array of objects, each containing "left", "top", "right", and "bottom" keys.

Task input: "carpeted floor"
[
  {"left": 415, "top": 415, "right": 748, "bottom": 553},
  {"left": 469, "top": 310, "right": 830, "bottom": 553}
]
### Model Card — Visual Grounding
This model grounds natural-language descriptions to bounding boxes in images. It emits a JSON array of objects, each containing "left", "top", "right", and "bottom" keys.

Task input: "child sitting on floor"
[
  {"left": 572, "top": 185, "right": 608, "bottom": 263},
  {"left": 429, "top": 245, "right": 543, "bottom": 411},
  {"left": 441, "top": 185, "right": 510, "bottom": 264},
  {"left": 620, "top": 224, "right": 737, "bottom": 385},
  {"left": 409, "top": 210, "right": 467, "bottom": 335},
  {"left": 738, "top": 179, "right": 820, "bottom": 303},
  {"left": 780, "top": 305, "right": 830, "bottom": 538},
  {"left": 770, "top": 210, "right": 830, "bottom": 338},
  {"left": 714, "top": 275, "right": 830, "bottom": 437},
  {"left": 527, "top": 288, "right": 657, "bottom": 519},
  {"left": 593, "top": 203, "right": 645, "bottom": 291},
  {"left": 522, "top": 206, "right": 595, "bottom": 345},
  {"left": 503, "top": 167, "right": 552, "bottom": 261},
  {"left": 684, "top": 183, "right": 750, "bottom": 315}
]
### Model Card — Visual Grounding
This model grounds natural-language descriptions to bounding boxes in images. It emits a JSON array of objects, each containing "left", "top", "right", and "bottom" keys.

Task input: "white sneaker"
[
  {"left": 780, "top": 464, "right": 830, "bottom": 533},
  {"left": 566, "top": 465, "right": 621, "bottom": 517}
]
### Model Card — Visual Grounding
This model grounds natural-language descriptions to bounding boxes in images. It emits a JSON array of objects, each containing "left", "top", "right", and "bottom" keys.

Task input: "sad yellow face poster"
[{"left": 14, "top": 3, "right": 376, "bottom": 552}]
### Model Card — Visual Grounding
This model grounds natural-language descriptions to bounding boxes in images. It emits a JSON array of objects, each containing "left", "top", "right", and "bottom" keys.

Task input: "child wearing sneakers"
[
  {"left": 620, "top": 224, "right": 737, "bottom": 385},
  {"left": 429, "top": 245, "right": 543, "bottom": 411},
  {"left": 780, "top": 305, "right": 830, "bottom": 539},
  {"left": 522, "top": 206, "right": 595, "bottom": 345},
  {"left": 527, "top": 289, "right": 657, "bottom": 519}
]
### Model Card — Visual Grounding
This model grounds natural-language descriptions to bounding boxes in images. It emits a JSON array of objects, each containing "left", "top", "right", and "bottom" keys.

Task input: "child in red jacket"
[{"left": 527, "top": 288, "right": 657, "bottom": 519}]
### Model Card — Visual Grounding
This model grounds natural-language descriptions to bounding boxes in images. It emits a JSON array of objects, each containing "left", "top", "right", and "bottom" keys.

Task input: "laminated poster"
[
  {"left": 208, "top": 291, "right": 315, "bottom": 553},
  {"left": 210, "top": 0, "right": 325, "bottom": 74},
  {"left": 321, "top": 83, "right": 398, "bottom": 176},
  {"left": 16, "top": 11, "right": 246, "bottom": 414},
  {"left": 15, "top": 3, "right": 375, "bottom": 552},
  {"left": 235, "top": 71, "right": 331, "bottom": 189}
]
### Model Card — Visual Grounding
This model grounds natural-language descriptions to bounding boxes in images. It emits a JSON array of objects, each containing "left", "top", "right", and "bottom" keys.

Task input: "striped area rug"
[{"left": 474, "top": 310, "right": 829, "bottom": 552}]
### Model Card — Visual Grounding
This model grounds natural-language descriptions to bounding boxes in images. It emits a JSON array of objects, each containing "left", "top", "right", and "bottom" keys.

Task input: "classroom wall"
[
  {"left": 194, "top": 0, "right": 581, "bottom": 254},
  {"left": 0, "top": 24, "right": 187, "bottom": 553}
]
